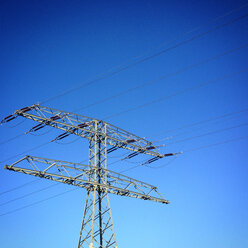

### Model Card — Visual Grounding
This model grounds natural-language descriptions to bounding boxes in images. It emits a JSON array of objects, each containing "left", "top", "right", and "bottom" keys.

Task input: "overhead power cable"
[
  {"left": 1, "top": 134, "right": 247, "bottom": 217},
  {"left": 0, "top": 188, "right": 78, "bottom": 217},
  {"left": 145, "top": 155, "right": 180, "bottom": 169},
  {"left": 1, "top": 128, "right": 247, "bottom": 217},
  {"left": 156, "top": 114, "right": 248, "bottom": 143},
  {"left": 1, "top": 11, "right": 247, "bottom": 205},
  {"left": 111, "top": 1, "right": 248, "bottom": 72},
  {"left": 1, "top": 11, "right": 247, "bottom": 160},
  {"left": 0, "top": 183, "right": 59, "bottom": 206},
  {"left": 0, "top": 141, "right": 51, "bottom": 164},
  {"left": 0, "top": 124, "right": 53, "bottom": 146},
  {"left": 103, "top": 68, "right": 248, "bottom": 120},
  {"left": 1, "top": 68, "right": 247, "bottom": 165},
  {"left": 40, "top": 12, "right": 248, "bottom": 105},
  {"left": 183, "top": 135, "right": 248, "bottom": 153},
  {"left": 119, "top": 135, "right": 248, "bottom": 173},
  {"left": 2, "top": 123, "right": 246, "bottom": 207},
  {"left": 117, "top": 122, "right": 248, "bottom": 168},
  {"left": 2, "top": 113, "right": 246, "bottom": 198},
  {"left": 153, "top": 110, "right": 248, "bottom": 143},
  {"left": 1, "top": 67, "right": 247, "bottom": 167},
  {"left": 0, "top": 179, "right": 40, "bottom": 196},
  {"left": 73, "top": 43, "right": 248, "bottom": 113},
  {"left": 0, "top": 133, "right": 26, "bottom": 146},
  {"left": 152, "top": 107, "right": 248, "bottom": 141},
  {"left": 55, "top": 136, "right": 81, "bottom": 145},
  {"left": 1, "top": 5, "right": 247, "bottom": 218},
  {"left": 165, "top": 122, "right": 248, "bottom": 145},
  {"left": 2, "top": 43, "right": 247, "bottom": 148},
  {"left": 0, "top": 119, "right": 26, "bottom": 128}
]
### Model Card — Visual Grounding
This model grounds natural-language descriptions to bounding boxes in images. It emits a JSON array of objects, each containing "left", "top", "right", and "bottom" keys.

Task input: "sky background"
[{"left": 0, "top": 0, "right": 248, "bottom": 247}]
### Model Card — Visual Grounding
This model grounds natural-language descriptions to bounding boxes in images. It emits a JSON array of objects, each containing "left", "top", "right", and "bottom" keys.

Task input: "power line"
[
  {"left": 55, "top": 136, "right": 81, "bottom": 145},
  {"left": 1, "top": 127, "right": 246, "bottom": 218},
  {"left": 0, "top": 179, "right": 40, "bottom": 196},
  {"left": 1, "top": 134, "right": 247, "bottom": 218},
  {"left": 79, "top": 1, "right": 248, "bottom": 87},
  {"left": 2, "top": 43, "right": 247, "bottom": 148},
  {"left": 0, "top": 141, "right": 51, "bottom": 164},
  {"left": 1, "top": 67, "right": 247, "bottom": 173},
  {"left": 1, "top": 13, "right": 247, "bottom": 161},
  {"left": 103, "top": 67, "right": 248, "bottom": 120},
  {"left": 0, "top": 119, "right": 26, "bottom": 128},
  {"left": 2, "top": 115, "right": 246, "bottom": 200},
  {"left": 183, "top": 135, "right": 248, "bottom": 153},
  {"left": 152, "top": 107, "right": 248, "bottom": 139},
  {"left": 73, "top": 43, "right": 248, "bottom": 113},
  {"left": 152, "top": 111, "right": 248, "bottom": 144},
  {"left": 145, "top": 155, "right": 180, "bottom": 169},
  {"left": 0, "top": 133, "right": 25, "bottom": 146},
  {"left": 0, "top": 4, "right": 247, "bottom": 219},
  {"left": 110, "top": 122, "right": 248, "bottom": 170},
  {"left": 122, "top": 2, "right": 248, "bottom": 66},
  {"left": 167, "top": 112, "right": 248, "bottom": 141},
  {"left": 1, "top": 48, "right": 247, "bottom": 174},
  {"left": 1, "top": 16, "right": 247, "bottom": 201},
  {"left": 118, "top": 135, "right": 248, "bottom": 173},
  {"left": 2, "top": 122, "right": 246, "bottom": 199},
  {"left": 0, "top": 124, "right": 55, "bottom": 147},
  {"left": 0, "top": 183, "right": 59, "bottom": 206},
  {"left": 40, "top": 12, "right": 248, "bottom": 105},
  {"left": 0, "top": 187, "right": 79, "bottom": 217},
  {"left": 1, "top": 68, "right": 247, "bottom": 167},
  {"left": 165, "top": 122, "right": 248, "bottom": 145}
]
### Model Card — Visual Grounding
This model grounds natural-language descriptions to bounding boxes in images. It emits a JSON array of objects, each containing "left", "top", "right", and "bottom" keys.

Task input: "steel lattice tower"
[{"left": 2, "top": 104, "right": 178, "bottom": 248}]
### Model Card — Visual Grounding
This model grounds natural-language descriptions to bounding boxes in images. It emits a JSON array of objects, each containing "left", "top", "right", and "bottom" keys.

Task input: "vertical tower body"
[{"left": 78, "top": 121, "right": 117, "bottom": 248}]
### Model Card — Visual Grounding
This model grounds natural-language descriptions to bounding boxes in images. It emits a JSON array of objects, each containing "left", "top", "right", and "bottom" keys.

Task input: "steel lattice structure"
[{"left": 2, "top": 104, "right": 177, "bottom": 248}]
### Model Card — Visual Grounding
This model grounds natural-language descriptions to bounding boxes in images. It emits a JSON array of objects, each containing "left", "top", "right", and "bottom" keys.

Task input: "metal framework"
[{"left": 3, "top": 104, "right": 175, "bottom": 248}]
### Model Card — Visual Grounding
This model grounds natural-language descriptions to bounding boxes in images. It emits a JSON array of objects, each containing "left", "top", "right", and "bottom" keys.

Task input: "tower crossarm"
[
  {"left": 4, "top": 156, "right": 169, "bottom": 204},
  {"left": 1, "top": 104, "right": 163, "bottom": 157}
]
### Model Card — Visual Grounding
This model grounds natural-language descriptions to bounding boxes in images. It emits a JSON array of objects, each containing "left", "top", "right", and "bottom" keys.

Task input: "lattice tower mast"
[{"left": 2, "top": 104, "right": 178, "bottom": 248}]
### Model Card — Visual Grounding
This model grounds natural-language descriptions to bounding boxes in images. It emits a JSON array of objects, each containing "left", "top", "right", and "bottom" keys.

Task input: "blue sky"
[{"left": 0, "top": 0, "right": 248, "bottom": 247}]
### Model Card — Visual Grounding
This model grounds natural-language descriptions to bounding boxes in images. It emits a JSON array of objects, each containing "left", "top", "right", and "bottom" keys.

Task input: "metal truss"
[
  {"left": 4, "top": 156, "right": 169, "bottom": 204},
  {"left": 3, "top": 104, "right": 173, "bottom": 248},
  {"left": 1, "top": 104, "right": 163, "bottom": 157}
]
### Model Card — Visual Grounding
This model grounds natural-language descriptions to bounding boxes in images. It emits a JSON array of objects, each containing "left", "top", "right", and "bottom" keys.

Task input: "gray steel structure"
[{"left": 3, "top": 104, "right": 173, "bottom": 248}]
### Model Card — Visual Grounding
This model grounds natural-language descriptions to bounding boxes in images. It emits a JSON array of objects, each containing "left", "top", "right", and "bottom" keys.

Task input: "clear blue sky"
[{"left": 0, "top": 0, "right": 248, "bottom": 247}]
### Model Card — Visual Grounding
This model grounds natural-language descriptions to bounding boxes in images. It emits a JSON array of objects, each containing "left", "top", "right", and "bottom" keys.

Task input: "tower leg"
[{"left": 77, "top": 189, "right": 118, "bottom": 248}]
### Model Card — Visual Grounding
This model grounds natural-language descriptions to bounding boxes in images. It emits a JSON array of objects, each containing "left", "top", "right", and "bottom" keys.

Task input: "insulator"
[
  {"left": 50, "top": 115, "right": 61, "bottom": 121},
  {"left": 141, "top": 196, "right": 149, "bottom": 200},
  {"left": 142, "top": 157, "right": 160, "bottom": 165},
  {"left": 33, "top": 125, "right": 45, "bottom": 131},
  {"left": 26, "top": 123, "right": 46, "bottom": 133},
  {"left": 107, "top": 147, "right": 118, "bottom": 153},
  {"left": 146, "top": 146, "right": 156, "bottom": 150},
  {"left": 1, "top": 114, "right": 17, "bottom": 123},
  {"left": 19, "top": 106, "right": 32, "bottom": 113},
  {"left": 147, "top": 157, "right": 160, "bottom": 164},
  {"left": 56, "top": 132, "right": 70, "bottom": 140},
  {"left": 125, "top": 151, "right": 139, "bottom": 159},
  {"left": 125, "top": 146, "right": 155, "bottom": 160},
  {"left": 163, "top": 153, "right": 174, "bottom": 157},
  {"left": 2, "top": 114, "right": 13, "bottom": 121},
  {"left": 53, "top": 132, "right": 70, "bottom": 141},
  {"left": 106, "top": 139, "right": 138, "bottom": 154},
  {"left": 78, "top": 123, "right": 88, "bottom": 128}
]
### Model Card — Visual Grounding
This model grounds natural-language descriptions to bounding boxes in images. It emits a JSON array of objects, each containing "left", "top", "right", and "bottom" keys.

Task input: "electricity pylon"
[{"left": 2, "top": 104, "right": 178, "bottom": 248}]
